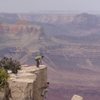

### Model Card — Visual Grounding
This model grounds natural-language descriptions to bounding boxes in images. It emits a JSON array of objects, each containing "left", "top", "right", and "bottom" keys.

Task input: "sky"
[{"left": 0, "top": 0, "right": 100, "bottom": 14}]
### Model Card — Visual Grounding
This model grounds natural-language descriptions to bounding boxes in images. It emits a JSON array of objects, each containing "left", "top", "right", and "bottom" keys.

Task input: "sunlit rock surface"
[
  {"left": 0, "top": 65, "right": 47, "bottom": 100},
  {"left": 71, "top": 95, "right": 83, "bottom": 100}
]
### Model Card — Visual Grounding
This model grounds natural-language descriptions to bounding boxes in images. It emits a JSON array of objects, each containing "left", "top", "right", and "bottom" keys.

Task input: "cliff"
[{"left": 0, "top": 65, "right": 47, "bottom": 100}]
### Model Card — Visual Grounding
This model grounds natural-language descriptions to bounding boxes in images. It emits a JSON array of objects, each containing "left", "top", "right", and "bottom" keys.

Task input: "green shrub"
[
  {"left": 0, "top": 57, "right": 21, "bottom": 74},
  {"left": 0, "top": 68, "right": 9, "bottom": 88}
]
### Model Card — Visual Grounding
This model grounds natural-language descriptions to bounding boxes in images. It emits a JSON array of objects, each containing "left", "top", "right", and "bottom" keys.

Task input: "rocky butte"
[{"left": 0, "top": 65, "right": 48, "bottom": 100}]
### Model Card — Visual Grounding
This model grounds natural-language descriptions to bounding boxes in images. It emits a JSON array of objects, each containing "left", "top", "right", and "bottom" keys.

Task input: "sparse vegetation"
[
  {"left": 0, "top": 68, "right": 9, "bottom": 88},
  {"left": 0, "top": 57, "right": 21, "bottom": 74},
  {"left": 0, "top": 57, "right": 21, "bottom": 89}
]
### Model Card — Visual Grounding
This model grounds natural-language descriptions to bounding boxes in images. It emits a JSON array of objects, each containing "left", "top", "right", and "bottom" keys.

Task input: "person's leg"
[{"left": 37, "top": 60, "right": 40, "bottom": 67}]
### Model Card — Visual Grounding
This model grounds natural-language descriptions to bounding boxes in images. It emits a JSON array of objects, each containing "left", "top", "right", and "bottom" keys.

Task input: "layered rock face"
[
  {"left": 0, "top": 65, "right": 47, "bottom": 100},
  {"left": 0, "top": 22, "right": 45, "bottom": 51}
]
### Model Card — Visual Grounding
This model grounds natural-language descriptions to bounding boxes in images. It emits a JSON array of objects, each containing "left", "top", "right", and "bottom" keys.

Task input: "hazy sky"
[{"left": 0, "top": 0, "right": 100, "bottom": 14}]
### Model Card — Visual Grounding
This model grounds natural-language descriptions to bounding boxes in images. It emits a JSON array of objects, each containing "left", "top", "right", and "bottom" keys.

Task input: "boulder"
[{"left": 71, "top": 95, "right": 83, "bottom": 100}]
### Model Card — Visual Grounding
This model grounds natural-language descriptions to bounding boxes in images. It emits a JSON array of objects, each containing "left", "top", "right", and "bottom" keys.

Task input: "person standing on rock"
[{"left": 35, "top": 53, "right": 44, "bottom": 67}]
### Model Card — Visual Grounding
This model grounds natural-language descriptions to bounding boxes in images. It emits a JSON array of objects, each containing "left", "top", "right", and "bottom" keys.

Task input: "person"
[
  {"left": 35, "top": 58, "right": 40, "bottom": 68},
  {"left": 41, "top": 82, "right": 49, "bottom": 99},
  {"left": 35, "top": 54, "right": 44, "bottom": 68}
]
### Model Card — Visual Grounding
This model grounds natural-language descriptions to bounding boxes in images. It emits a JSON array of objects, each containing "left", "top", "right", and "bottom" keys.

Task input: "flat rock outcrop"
[{"left": 0, "top": 65, "right": 47, "bottom": 100}]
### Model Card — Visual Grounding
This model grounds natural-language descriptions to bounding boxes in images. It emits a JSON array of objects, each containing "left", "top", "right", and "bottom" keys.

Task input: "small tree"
[
  {"left": 0, "top": 57, "right": 21, "bottom": 74},
  {"left": 0, "top": 68, "right": 9, "bottom": 88},
  {"left": 10, "top": 59, "right": 21, "bottom": 74},
  {"left": 0, "top": 57, "right": 10, "bottom": 71}
]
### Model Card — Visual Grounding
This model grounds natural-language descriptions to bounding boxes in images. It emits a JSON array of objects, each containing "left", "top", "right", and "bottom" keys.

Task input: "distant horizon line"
[{"left": 0, "top": 10, "right": 100, "bottom": 15}]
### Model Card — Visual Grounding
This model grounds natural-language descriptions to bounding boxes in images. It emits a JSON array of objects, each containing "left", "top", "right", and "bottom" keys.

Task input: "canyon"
[{"left": 0, "top": 13, "right": 100, "bottom": 100}]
